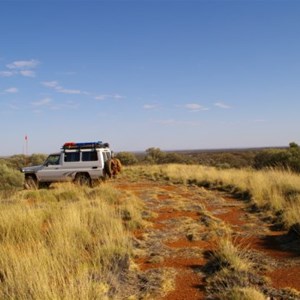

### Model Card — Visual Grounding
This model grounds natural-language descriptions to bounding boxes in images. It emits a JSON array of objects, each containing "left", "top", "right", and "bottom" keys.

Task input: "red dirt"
[
  {"left": 153, "top": 208, "right": 200, "bottom": 222},
  {"left": 267, "top": 266, "right": 300, "bottom": 290},
  {"left": 115, "top": 179, "right": 300, "bottom": 299},
  {"left": 165, "top": 238, "right": 212, "bottom": 250},
  {"left": 136, "top": 256, "right": 206, "bottom": 300},
  {"left": 214, "top": 206, "right": 246, "bottom": 226}
]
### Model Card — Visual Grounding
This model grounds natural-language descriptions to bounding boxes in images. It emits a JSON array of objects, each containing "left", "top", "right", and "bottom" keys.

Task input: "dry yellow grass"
[
  {"left": 0, "top": 182, "right": 143, "bottom": 299},
  {"left": 213, "top": 235, "right": 252, "bottom": 273},
  {"left": 223, "top": 287, "right": 266, "bottom": 300}
]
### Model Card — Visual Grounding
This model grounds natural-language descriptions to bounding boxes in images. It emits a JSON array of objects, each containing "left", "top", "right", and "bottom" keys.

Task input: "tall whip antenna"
[{"left": 25, "top": 135, "right": 28, "bottom": 166}]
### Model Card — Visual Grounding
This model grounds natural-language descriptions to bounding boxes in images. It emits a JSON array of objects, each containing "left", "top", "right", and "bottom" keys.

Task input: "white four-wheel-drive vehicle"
[{"left": 21, "top": 141, "right": 114, "bottom": 189}]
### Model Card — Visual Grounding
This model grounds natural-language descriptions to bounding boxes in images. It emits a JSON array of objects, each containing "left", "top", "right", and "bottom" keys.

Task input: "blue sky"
[{"left": 1, "top": 0, "right": 300, "bottom": 155}]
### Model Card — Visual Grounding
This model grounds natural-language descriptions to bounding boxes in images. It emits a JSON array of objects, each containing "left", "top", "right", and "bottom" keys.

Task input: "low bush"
[
  {"left": 116, "top": 151, "right": 138, "bottom": 165},
  {"left": 254, "top": 142, "right": 300, "bottom": 172},
  {"left": 0, "top": 162, "right": 23, "bottom": 190},
  {"left": 144, "top": 147, "right": 193, "bottom": 164}
]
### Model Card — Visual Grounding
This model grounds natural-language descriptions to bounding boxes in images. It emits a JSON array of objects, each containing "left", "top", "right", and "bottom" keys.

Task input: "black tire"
[
  {"left": 74, "top": 173, "right": 91, "bottom": 187},
  {"left": 24, "top": 176, "right": 39, "bottom": 190},
  {"left": 39, "top": 182, "right": 51, "bottom": 189},
  {"left": 104, "top": 159, "right": 112, "bottom": 178}
]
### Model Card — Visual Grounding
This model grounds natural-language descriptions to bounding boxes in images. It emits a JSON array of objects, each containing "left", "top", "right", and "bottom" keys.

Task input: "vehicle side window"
[
  {"left": 102, "top": 152, "right": 107, "bottom": 161},
  {"left": 82, "top": 151, "right": 98, "bottom": 161},
  {"left": 64, "top": 152, "right": 80, "bottom": 162},
  {"left": 46, "top": 155, "right": 60, "bottom": 165},
  {"left": 102, "top": 152, "right": 110, "bottom": 161}
]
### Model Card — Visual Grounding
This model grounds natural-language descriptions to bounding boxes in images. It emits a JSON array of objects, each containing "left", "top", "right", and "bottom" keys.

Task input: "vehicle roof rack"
[{"left": 62, "top": 141, "right": 110, "bottom": 150}]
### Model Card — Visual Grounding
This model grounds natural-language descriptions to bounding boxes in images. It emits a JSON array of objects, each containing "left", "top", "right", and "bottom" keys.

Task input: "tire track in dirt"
[{"left": 115, "top": 178, "right": 300, "bottom": 299}]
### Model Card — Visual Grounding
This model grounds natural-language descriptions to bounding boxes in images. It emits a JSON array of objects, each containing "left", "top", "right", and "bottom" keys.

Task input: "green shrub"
[
  {"left": 254, "top": 143, "right": 300, "bottom": 172},
  {"left": 144, "top": 148, "right": 193, "bottom": 164},
  {"left": 144, "top": 147, "right": 166, "bottom": 164},
  {"left": 29, "top": 153, "right": 47, "bottom": 166},
  {"left": 2, "top": 154, "right": 47, "bottom": 170},
  {"left": 0, "top": 162, "right": 23, "bottom": 190},
  {"left": 3, "top": 154, "right": 27, "bottom": 169},
  {"left": 116, "top": 151, "right": 138, "bottom": 165}
]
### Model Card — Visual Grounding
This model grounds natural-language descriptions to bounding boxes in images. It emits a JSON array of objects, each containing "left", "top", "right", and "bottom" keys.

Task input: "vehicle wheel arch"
[
  {"left": 24, "top": 174, "right": 39, "bottom": 190},
  {"left": 74, "top": 172, "right": 92, "bottom": 187}
]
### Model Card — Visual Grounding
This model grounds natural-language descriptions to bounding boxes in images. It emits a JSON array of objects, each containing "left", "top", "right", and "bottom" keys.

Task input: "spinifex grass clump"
[
  {"left": 204, "top": 235, "right": 267, "bottom": 299},
  {"left": 0, "top": 183, "right": 143, "bottom": 299},
  {"left": 222, "top": 287, "right": 266, "bottom": 300}
]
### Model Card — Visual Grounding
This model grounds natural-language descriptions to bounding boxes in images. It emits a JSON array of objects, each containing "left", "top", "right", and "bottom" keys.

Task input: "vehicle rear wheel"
[
  {"left": 24, "top": 176, "right": 39, "bottom": 190},
  {"left": 74, "top": 173, "right": 91, "bottom": 187}
]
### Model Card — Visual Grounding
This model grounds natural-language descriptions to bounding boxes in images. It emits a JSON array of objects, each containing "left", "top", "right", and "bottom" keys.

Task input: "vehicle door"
[{"left": 37, "top": 154, "right": 65, "bottom": 182}]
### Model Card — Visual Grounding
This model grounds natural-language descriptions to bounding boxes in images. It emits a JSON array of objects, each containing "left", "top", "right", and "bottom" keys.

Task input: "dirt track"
[{"left": 114, "top": 177, "right": 300, "bottom": 299}]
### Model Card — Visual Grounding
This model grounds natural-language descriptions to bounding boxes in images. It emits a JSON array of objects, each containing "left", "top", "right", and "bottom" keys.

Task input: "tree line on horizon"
[
  {"left": 117, "top": 142, "right": 300, "bottom": 172},
  {"left": 1, "top": 142, "right": 300, "bottom": 170},
  {"left": 1, "top": 142, "right": 300, "bottom": 191}
]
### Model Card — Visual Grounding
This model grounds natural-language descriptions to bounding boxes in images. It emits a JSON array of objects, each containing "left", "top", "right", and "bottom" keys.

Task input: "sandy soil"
[{"left": 114, "top": 178, "right": 300, "bottom": 299}]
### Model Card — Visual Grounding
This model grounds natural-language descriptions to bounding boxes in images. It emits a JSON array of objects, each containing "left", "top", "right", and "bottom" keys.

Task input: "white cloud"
[
  {"left": 42, "top": 81, "right": 60, "bottom": 88},
  {"left": 42, "top": 81, "right": 122, "bottom": 99},
  {"left": 31, "top": 98, "right": 52, "bottom": 106},
  {"left": 94, "top": 95, "right": 107, "bottom": 100},
  {"left": 59, "top": 88, "right": 81, "bottom": 94},
  {"left": 19, "top": 70, "right": 36, "bottom": 77},
  {"left": 0, "top": 70, "right": 15, "bottom": 77},
  {"left": 5, "top": 87, "right": 18, "bottom": 93},
  {"left": 42, "top": 80, "right": 81, "bottom": 94},
  {"left": 50, "top": 101, "right": 79, "bottom": 110},
  {"left": 1, "top": 59, "right": 39, "bottom": 78},
  {"left": 95, "top": 94, "right": 124, "bottom": 101},
  {"left": 214, "top": 102, "right": 231, "bottom": 109},
  {"left": 143, "top": 104, "right": 158, "bottom": 109},
  {"left": 184, "top": 103, "right": 209, "bottom": 112},
  {"left": 112, "top": 94, "right": 124, "bottom": 100},
  {"left": 6, "top": 59, "right": 39, "bottom": 70}
]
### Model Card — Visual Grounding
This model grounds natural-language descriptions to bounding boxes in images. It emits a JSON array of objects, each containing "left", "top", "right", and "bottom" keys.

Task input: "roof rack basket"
[{"left": 62, "top": 141, "right": 110, "bottom": 150}]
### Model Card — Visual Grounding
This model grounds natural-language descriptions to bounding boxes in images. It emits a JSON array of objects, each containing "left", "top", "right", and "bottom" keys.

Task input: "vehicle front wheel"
[
  {"left": 39, "top": 182, "right": 51, "bottom": 189},
  {"left": 74, "top": 173, "right": 91, "bottom": 187},
  {"left": 24, "top": 176, "right": 39, "bottom": 190}
]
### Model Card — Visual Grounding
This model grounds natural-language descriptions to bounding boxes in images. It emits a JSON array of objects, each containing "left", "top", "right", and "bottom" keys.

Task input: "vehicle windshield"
[{"left": 45, "top": 154, "right": 60, "bottom": 165}]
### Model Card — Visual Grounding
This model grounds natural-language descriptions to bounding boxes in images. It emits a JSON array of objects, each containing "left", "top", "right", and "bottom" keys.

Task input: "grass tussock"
[
  {"left": 222, "top": 287, "right": 266, "bottom": 300},
  {"left": 204, "top": 235, "right": 268, "bottom": 299},
  {"left": 0, "top": 182, "right": 144, "bottom": 299},
  {"left": 128, "top": 164, "right": 300, "bottom": 232},
  {"left": 212, "top": 236, "right": 252, "bottom": 273}
]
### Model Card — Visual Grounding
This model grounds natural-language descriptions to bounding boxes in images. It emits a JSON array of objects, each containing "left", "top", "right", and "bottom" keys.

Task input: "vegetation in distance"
[
  {"left": 1, "top": 142, "right": 300, "bottom": 192},
  {"left": 117, "top": 142, "right": 300, "bottom": 172}
]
